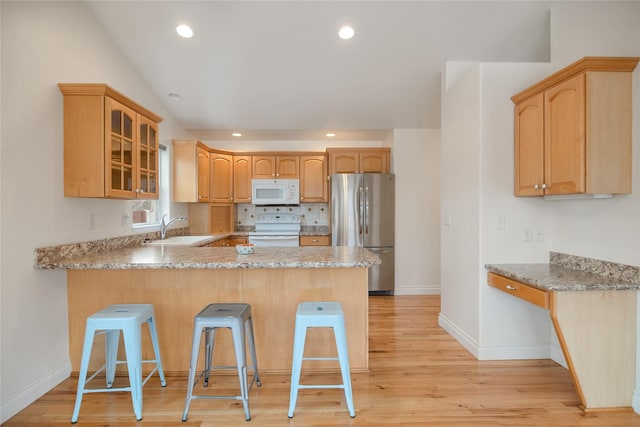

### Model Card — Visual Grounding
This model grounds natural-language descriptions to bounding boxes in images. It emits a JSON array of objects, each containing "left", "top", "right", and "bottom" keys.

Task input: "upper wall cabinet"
[
  {"left": 233, "top": 156, "right": 252, "bottom": 203},
  {"left": 172, "top": 140, "right": 211, "bottom": 203},
  {"left": 327, "top": 148, "right": 391, "bottom": 175},
  {"left": 252, "top": 155, "right": 299, "bottom": 179},
  {"left": 210, "top": 150, "right": 234, "bottom": 203},
  {"left": 300, "top": 155, "right": 328, "bottom": 202},
  {"left": 512, "top": 57, "right": 639, "bottom": 197},
  {"left": 59, "top": 83, "right": 163, "bottom": 199}
]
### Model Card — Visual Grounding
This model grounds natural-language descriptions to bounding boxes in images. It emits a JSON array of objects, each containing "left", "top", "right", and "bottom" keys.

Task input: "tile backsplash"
[{"left": 236, "top": 203, "right": 328, "bottom": 227}]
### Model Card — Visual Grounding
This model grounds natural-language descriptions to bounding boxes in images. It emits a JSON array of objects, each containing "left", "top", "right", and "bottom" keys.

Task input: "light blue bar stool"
[
  {"left": 182, "top": 303, "right": 261, "bottom": 422},
  {"left": 288, "top": 301, "right": 355, "bottom": 418},
  {"left": 71, "top": 304, "right": 166, "bottom": 423}
]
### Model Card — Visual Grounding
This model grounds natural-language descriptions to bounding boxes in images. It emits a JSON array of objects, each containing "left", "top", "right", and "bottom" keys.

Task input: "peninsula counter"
[{"left": 37, "top": 245, "right": 380, "bottom": 375}]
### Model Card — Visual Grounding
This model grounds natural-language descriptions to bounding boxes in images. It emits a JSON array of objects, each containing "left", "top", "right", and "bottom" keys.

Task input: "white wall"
[
  {"left": 439, "top": 64, "right": 483, "bottom": 354},
  {"left": 392, "top": 129, "right": 441, "bottom": 295},
  {"left": 439, "top": 2, "right": 640, "bottom": 365},
  {"left": 0, "top": 2, "right": 193, "bottom": 421},
  {"left": 547, "top": 2, "right": 640, "bottom": 267}
]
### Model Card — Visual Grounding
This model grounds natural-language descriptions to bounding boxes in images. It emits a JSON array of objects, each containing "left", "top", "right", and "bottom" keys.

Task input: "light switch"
[
  {"left": 444, "top": 213, "right": 452, "bottom": 226},
  {"left": 496, "top": 215, "right": 505, "bottom": 230},
  {"left": 522, "top": 227, "right": 532, "bottom": 242}
]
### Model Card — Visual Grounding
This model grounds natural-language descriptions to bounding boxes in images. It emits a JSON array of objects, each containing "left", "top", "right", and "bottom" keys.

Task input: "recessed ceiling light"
[
  {"left": 338, "top": 26, "right": 354, "bottom": 40},
  {"left": 232, "top": 132, "right": 242, "bottom": 137},
  {"left": 176, "top": 24, "right": 194, "bottom": 39},
  {"left": 168, "top": 92, "right": 181, "bottom": 100},
  {"left": 326, "top": 132, "right": 336, "bottom": 137}
]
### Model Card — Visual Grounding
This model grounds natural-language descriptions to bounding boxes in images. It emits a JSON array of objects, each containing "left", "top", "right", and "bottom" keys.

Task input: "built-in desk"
[{"left": 486, "top": 254, "right": 640, "bottom": 412}]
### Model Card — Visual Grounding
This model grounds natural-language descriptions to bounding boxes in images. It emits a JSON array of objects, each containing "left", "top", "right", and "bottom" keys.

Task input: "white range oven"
[{"left": 248, "top": 213, "right": 301, "bottom": 247}]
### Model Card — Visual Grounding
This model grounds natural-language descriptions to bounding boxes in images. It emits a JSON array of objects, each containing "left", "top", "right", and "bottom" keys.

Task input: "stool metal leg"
[
  {"left": 203, "top": 327, "right": 216, "bottom": 387},
  {"left": 105, "top": 329, "right": 120, "bottom": 388},
  {"left": 123, "top": 321, "right": 143, "bottom": 421},
  {"left": 232, "top": 320, "right": 251, "bottom": 421},
  {"left": 182, "top": 322, "right": 203, "bottom": 422},
  {"left": 287, "top": 322, "right": 308, "bottom": 418},
  {"left": 71, "top": 325, "right": 97, "bottom": 423},
  {"left": 245, "top": 315, "right": 261, "bottom": 387},
  {"left": 334, "top": 322, "right": 355, "bottom": 417},
  {"left": 146, "top": 316, "right": 167, "bottom": 387}
]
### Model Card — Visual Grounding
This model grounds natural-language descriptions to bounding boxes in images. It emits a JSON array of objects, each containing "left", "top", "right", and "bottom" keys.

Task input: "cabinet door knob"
[
  {"left": 534, "top": 184, "right": 540, "bottom": 189},
  {"left": 542, "top": 183, "right": 549, "bottom": 189},
  {"left": 505, "top": 284, "right": 517, "bottom": 291}
]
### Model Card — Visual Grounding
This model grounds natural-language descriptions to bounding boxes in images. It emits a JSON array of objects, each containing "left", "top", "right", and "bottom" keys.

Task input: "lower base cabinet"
[
  {"left": 299, "top": 235, "right": 330, "bottom": 246},
  {"left": 208, "top": 237, "right": 247, "bottom": 247}
]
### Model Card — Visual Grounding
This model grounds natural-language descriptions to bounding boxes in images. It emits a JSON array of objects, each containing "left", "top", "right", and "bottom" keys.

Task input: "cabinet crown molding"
[
  {"left": 58, "top": 83, "right": 163, "bottom": 123},
  {"left": 511, "top": 57, "right": 639, "bottom": 104}
]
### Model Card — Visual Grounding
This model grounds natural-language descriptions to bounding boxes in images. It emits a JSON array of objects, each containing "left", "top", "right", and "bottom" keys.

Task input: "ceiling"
[{"left": 85, "top": 1, "right": 551, "bottom": 141}]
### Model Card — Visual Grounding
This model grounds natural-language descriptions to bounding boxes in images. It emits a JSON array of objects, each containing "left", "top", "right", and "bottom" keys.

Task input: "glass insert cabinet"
[{"left": 59, "top": 83, "right": 162, "bottom": 199}]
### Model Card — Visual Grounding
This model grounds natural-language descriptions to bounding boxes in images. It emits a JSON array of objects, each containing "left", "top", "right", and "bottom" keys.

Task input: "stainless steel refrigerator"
[{"left": 331, "top": 173, "right": 395, "bottom": 294}]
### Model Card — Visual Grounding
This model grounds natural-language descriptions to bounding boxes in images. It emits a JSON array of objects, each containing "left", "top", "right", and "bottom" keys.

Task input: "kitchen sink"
[{"left": 145, "top": 236, "right": 213, "bottom": 246}]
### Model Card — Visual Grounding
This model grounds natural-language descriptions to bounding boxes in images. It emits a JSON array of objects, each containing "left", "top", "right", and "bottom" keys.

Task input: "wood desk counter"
[
  {"left": 37, "top": 245, "right": 380, "bottom": 375},
  {"left": 486, "top": 254, "right": 640, "bottom": 412}
]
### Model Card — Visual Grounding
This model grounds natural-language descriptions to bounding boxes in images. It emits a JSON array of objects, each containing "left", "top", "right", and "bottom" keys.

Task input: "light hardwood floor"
[{"left": 4, "top": 295, "right": 640, "bottom": 426}]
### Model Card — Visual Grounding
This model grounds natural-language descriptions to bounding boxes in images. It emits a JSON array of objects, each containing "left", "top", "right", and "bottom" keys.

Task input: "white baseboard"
[
  {"left": 1, "top": 362, "right": 71, "bottom": 423},
  {"left": 438, "top": 312, "right": 480, "bottom": 358},
  {"left": 438, "top": 313, "right": 560, "bottom": 362},
  {"left": 394, "top": 286, "right": 440, "bottom": 296},
  {"left": 633, "top": 389, "right": 640, "bottom": 414},
  {"left": 477, "top": 343, "right": 551, "bottom": 361}
]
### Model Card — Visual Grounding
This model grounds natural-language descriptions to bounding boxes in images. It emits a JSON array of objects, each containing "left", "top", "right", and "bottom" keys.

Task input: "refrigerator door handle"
[
  {"left": 358, "top": 186, "right": 364, "bottom": 237},
  {"left": 364, "top": 186, "right": 369, "bottom": 235}
]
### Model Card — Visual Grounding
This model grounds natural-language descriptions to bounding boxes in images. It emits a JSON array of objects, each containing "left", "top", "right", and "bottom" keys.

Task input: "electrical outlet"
[
  {"left": 534, "top": 226, "right": 544, "bottom": 242},
  {"left": 522, "top": 227, "right": 532, "bottom": 242},
  {"left": 122, "top": 213, "right": 130, "bottom": 226},
  {"left": 88, "top": 214, "right": 95, "bottom": 230},
  {"left": 444, "top": 213, "right": 452, "bottom": 226}
]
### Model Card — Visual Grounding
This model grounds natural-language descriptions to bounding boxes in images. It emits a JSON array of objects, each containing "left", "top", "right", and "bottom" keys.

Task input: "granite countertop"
[
  {"left": 36, "top": 245, "right": 380, "bottom": 270},
  {"left": 486, "top": 252, "right": 640, "bottom": 292}
]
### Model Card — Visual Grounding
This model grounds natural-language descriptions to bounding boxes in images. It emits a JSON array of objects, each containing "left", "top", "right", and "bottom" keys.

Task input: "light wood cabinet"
[
  {"left": 512, "top": 57, "right": 638, "bottom": 197},
  {"left": 252, "top": 155, "right": 299, "bottom": 178},
  {"left": 327, "top": 148, "right": 390, "bottom": 175},
  {"left": 233, "top": 156, "right": 252, "bottom": 203},
  {"left": 172, "top": 140, "right": 212, "bottom": 203},
  {"left": 299, "top": 235, "right": 330, "bottom": 246},
  {"left": 59, "top": 83, "right": 162, "bottom": 199},
  {"left": 300, "top": 155, "right": 328, "bottom": 202},
  {"left": 197, "top": 146, "right": 210, "bottom": 202},
  {"left": 487, "top": 272, "right": 549, "bottom": 309},
  {"left": 210, "top": 151, "right": 233, "bottom": 203},
  {"left": 188, "top": 202, "right": 235, "bottom": 234},
  {"left": 208, "top": 236, "right": 248, "bottom": 247}
]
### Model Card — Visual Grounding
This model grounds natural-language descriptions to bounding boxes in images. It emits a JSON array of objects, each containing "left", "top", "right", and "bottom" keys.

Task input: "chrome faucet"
[{"left": 160, "top": 214, "right": 187, "bottom": 239}]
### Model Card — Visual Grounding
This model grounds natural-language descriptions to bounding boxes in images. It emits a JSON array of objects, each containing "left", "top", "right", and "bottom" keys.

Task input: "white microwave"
[{"left": 251, "top": 179, "right": 300, "bottom": 205}]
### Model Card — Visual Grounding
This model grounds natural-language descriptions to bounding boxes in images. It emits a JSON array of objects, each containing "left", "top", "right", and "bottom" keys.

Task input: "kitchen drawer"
[
  {"left": 487, "top": 272, "right": 549, "bottom": 309},
  {"left": 299, "top": 235, "right": 330, "bottom": 246}
]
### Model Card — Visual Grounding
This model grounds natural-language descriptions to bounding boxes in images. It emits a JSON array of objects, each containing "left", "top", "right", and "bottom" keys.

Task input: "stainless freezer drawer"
[{"left": 367, "top": 247, "right": 394, "bottom": 294}]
